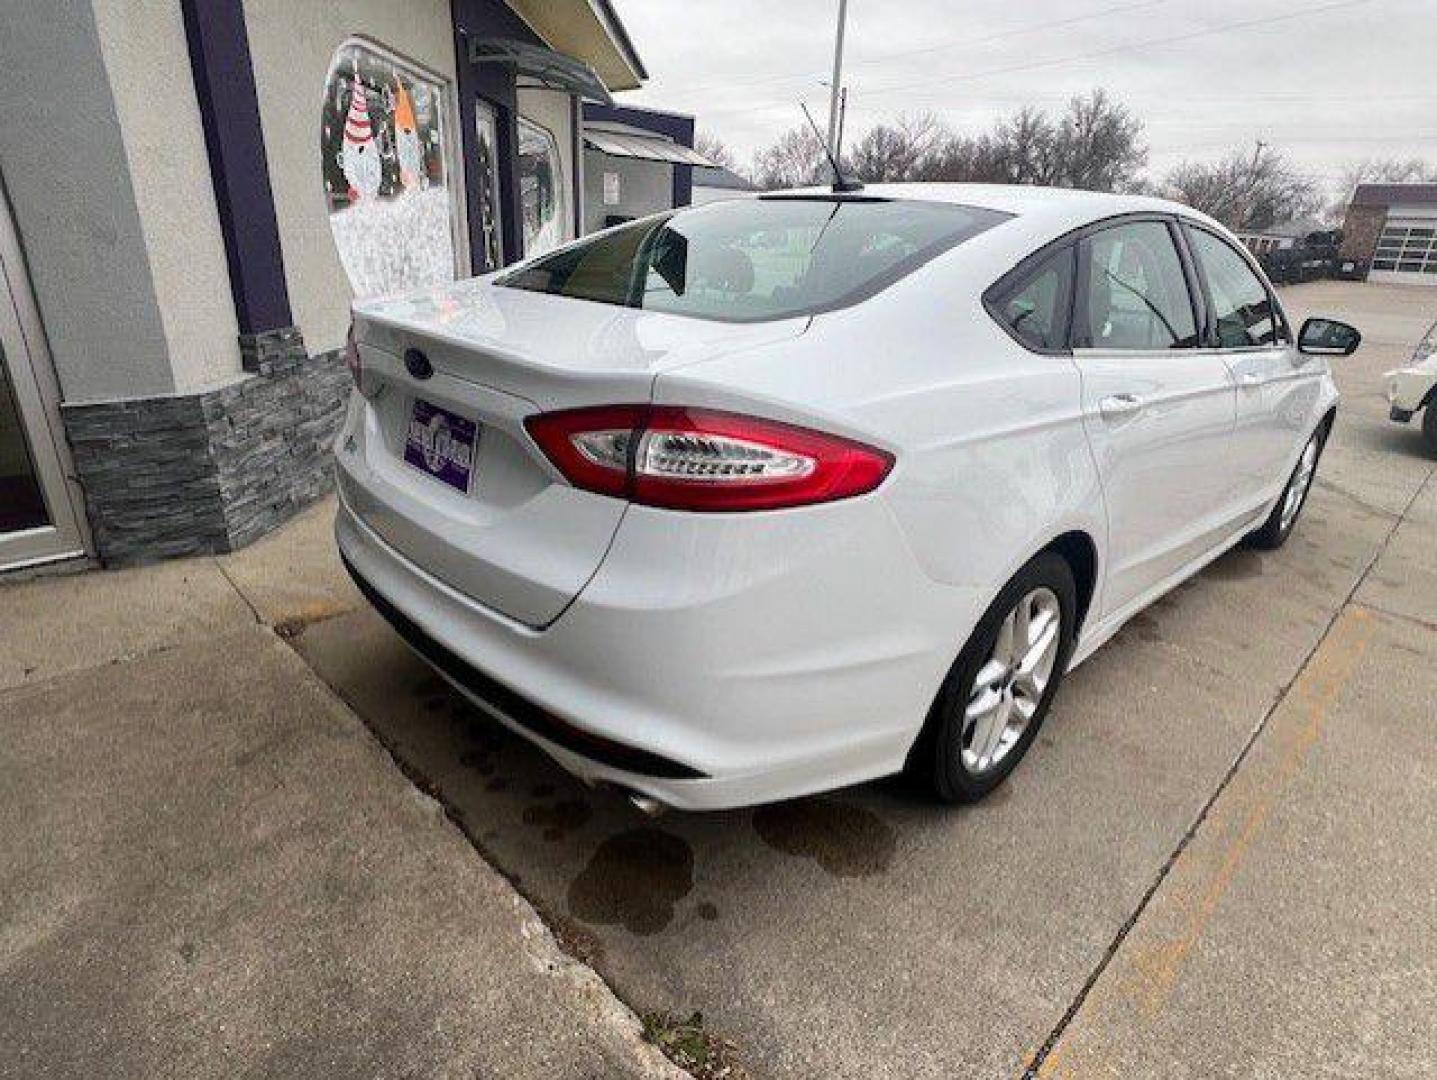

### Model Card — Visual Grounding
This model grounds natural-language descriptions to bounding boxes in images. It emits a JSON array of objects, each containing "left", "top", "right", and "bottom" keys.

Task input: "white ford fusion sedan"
[{"left": 333, "top": 184, "right": 1359, "bottom": 812}]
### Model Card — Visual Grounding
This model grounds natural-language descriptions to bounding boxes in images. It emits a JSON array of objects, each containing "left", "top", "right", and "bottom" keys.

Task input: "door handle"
[
  {"left": 1099, "top": 393, "right": 1143, "bottom": 421},
  {"left": 1237, "top": 372, "right": 1265, "bottom": 388}
]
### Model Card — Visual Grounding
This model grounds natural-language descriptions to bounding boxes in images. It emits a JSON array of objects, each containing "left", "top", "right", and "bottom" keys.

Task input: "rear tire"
[
  {"left": 1247, "top": 423, "right": 1327, "bottom": 550},
  {"left": 1423, "top": 403, "right": 1437, "bottom": 456},
  {"left": 911, "top": 552, "right": 1077, "bottom": 804}
]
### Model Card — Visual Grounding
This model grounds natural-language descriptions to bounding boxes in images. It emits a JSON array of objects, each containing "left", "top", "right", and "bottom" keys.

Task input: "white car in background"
[
  {"left": 333, "top": 184, "right": 1359, "bottom": 812},
  {"left": 1386, "top": 318, "right": 1437, "bottom": 452}
]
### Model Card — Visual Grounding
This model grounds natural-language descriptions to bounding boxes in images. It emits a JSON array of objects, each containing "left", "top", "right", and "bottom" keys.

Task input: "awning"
[
  {"left": 468, "top": 38, "right": 614, "bottom": 106},
  {"left": 583, "top": 128, "right": 717, "bottom": 167}
]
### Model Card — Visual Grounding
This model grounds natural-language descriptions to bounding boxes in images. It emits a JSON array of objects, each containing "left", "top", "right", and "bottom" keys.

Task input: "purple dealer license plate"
[{"left": 404, "top": 399, "right": 478, "bottom": 493}]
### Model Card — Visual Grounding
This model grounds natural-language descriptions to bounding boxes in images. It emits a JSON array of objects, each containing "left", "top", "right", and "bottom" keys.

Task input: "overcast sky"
[{"left": 613, "top": 0, "right": 1435, "bottom": 194}]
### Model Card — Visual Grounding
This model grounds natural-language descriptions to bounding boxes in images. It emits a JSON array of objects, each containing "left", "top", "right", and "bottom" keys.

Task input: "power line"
[
  {"left": 853, "top": 0, "right": 1376, "bottom": 97},
  {"left": 672, "top": 0, "right": 1172, "bottom": 95}
]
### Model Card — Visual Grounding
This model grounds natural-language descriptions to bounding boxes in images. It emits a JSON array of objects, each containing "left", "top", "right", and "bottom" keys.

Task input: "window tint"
[
  {"left": 1187, "top": 227, "right": 1285, "bottom": 347},
  {"left": 501, "top": 197, "right": 1008, "bottom": 323},
  {"left": 996, "top": 248, "right": 1074, "bottom": 351},
  {"left": 1078, "top": 221, "right": 1197, "bottom": 350}
]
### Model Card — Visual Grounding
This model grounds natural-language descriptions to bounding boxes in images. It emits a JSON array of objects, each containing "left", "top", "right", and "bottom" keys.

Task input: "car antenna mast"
[{"left": 801, "top": 102, "right": 863, "bottom": 194}]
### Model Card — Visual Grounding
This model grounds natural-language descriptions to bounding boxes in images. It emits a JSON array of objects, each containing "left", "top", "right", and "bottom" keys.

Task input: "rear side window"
[
  {"left": 500, "top": 197, "right": 1008, "bottom": 323},
  {"left": 1185, "top": 226, "right": 1286, "bottom": 347},
  {"left": 994, "top": 247, "right": 1075, "bottom": 351},
  {"left": 1077, "top": 221, "right": 1198, "bottom": 350}
]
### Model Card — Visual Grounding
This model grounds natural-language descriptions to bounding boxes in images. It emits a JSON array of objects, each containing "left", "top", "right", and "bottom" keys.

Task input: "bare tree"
[
  {"left": 749, "top": 89, "right": 1147, "bottom": 192},
  {"left": 1053, "top": 89, "right": 1147, "bottom": 192},
  {"left": 914, "top": 90, "right": 1145, "bottom": 190},
  {"left": 1164, "top": 144, "right": 1321, "bottom": 231},
  {"left": 848, "top": 113, "right": 944, "bottom": 182},
  {"left": 695, "top": 131, "right": 739, "bottom": 172},
  {"left": 751, "top": 124, "right": 829, "bottom": 190}
]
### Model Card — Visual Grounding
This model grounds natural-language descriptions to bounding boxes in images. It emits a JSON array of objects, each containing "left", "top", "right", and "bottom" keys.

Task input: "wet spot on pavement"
[
  {"left": 696, "top": 901, "right": 719, "bottom": 921},
  {"left": 1206, "top": 549, "right": 1264, "bottom": 581},
  {"left": 1123, "top": 611, "right": 1163, "bottom": 644},
  {"left": 523, "top": 798, "right": 592, "bottom": 842},
  {"left": 569, "top": 828, "right": 694, "bottom": 935},
  {"left": 752, "top": 799, "right": 896, "bottom": 878}
]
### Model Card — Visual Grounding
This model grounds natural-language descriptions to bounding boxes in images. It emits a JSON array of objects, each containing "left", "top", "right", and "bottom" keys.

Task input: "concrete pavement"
[{"left": 0, "top": 505, "right": 683, "bottom": 1080}]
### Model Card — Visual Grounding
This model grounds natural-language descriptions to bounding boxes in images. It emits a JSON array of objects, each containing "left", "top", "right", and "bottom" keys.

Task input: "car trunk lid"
[{"left": 343, "top": 279, "right": 807, "bottom": 626}]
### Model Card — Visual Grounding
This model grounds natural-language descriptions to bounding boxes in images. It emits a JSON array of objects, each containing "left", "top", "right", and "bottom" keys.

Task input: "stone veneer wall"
[
  {"left": 62, "top": 328, "right": 349, "bottom": 565},
  {"left": 1339, "top": 205, "right": 1387, "bottom": 266}
]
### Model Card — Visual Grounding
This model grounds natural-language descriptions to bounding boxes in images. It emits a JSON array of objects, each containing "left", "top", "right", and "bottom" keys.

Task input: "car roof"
[{"left": 774, "top": 182, "right": 1215, "bottom": 233}]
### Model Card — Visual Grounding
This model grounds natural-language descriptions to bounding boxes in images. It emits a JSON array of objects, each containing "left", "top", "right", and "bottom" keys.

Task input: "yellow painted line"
[{"left": 1037, "top": 605, "right": 1376, "bottom": 1079}]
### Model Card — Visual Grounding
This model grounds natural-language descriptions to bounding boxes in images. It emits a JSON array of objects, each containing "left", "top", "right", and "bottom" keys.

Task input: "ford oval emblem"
[{"left": 404, "top": 347, "right": 433, "bottom": 380}]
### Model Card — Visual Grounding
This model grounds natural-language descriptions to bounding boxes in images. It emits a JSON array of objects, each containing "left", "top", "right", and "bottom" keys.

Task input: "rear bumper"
[{"left": 335, "top": 485, "right": 977, "bottom": 811}]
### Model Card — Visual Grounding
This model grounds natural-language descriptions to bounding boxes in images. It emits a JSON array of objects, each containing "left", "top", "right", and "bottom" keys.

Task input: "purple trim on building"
[
  {"left": 452, "top": 0, "right": 549, "bottom": 270},
  {"left": 583, "top": 102, "right": 696, "bottom": 207},
  {"left": 179, "top": 0, "right": 293, "bottom": 335}
]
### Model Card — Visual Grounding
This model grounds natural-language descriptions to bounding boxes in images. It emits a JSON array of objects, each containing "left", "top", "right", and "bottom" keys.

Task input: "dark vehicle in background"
[{"left": 1256, "top": 229, "right": 1343, "bottom": 285}]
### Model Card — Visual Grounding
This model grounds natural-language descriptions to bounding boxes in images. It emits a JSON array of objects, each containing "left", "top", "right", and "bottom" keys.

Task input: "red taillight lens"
[
  {"left": 525, "top": 405, "right": 893, "bottom": 511},
  {"left": 344, "top": 324, "right": 363, "bottom": 388}
]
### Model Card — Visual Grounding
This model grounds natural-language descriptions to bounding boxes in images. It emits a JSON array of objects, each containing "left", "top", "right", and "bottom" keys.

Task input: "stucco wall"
[
  {"left": 516, "top": 86, "right": 577, "bottom": 250},
  {"left": 0, "top": 0, "right": 173, "bottom": 403},
  {"left": 93, "top": 0, "right": 242, "bottom": 395},
  {"left": 583, "top": 152, "right": 671, "bottom": 232},
  {"left": 242, "top": 0, "right": 457, "bottom": 356}
]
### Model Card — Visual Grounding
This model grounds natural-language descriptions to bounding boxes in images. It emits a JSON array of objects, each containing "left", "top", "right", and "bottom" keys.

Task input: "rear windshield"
[{"left": 498, "top": 197, "right": 1009, "bottom": 323}]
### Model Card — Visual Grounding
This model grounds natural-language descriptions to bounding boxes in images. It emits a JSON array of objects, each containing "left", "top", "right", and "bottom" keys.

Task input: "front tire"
[
  {"left": 1247, "top": 424, "right": 1326, "bottom": 550},
  {"left": 912, "top": 552, "right": 1077, "bottom": 803},
  {"left": 1423, "top": 403, "right": 1437, "bottom": 455}
]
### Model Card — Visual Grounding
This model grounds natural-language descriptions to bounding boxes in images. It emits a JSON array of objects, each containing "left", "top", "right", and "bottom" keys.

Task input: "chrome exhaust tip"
[{"left": 626, "top": 791, "right": 667, "bottom": 818}]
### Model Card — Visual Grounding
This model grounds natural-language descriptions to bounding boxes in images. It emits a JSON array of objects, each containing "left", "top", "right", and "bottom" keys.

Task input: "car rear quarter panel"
[{"left": 653, "top": 246, "right": 1107, "bottom": 615}]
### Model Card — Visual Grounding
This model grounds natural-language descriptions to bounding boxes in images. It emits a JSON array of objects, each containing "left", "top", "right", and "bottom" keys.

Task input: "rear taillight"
[
  {"left": 525, "top": 405, "right": 893, "bottom": 511},
  {"left": 344, "top": 324, "right": 362, "bottom": 387}
]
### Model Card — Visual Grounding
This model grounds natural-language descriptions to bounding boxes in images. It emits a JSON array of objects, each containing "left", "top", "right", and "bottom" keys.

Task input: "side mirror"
[{"left": 1298, "top": 317, "right": 1361, "bottom": 357}]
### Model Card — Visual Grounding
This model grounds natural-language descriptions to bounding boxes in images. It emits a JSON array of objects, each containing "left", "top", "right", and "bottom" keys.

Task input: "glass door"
[
  {"left": 472, "top": 99, "right": 504, "bottom": 270},
  {"left": 0, "top": 188, "right": 87, "bottom": 570}
]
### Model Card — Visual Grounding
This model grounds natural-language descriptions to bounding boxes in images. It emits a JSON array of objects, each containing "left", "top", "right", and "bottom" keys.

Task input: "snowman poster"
[{"left": 321, "top": 46, "right": 455, "bottom": 299}]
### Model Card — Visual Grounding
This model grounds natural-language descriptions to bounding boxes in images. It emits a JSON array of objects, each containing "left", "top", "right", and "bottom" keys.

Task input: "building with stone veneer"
[{"left": 0, "top": 0, "right": 694, "bottom": 572}]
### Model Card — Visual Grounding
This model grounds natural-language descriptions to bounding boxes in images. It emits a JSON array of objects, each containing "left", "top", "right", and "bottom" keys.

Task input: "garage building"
[{"left": 1339, "top": 183, "right": 1437, "bottom": 286}]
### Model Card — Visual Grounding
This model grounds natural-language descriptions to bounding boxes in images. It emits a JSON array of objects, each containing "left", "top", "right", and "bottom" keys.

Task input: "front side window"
[
  {"left": 995, "top": 247, "right": 1075, "bottom": 351},
  {"left": 1186, "top": 226, "right": 1285, "bottom": 347},
  {"left": 1077, "top": 220, "right": 1198, "bottom": 350},
  {"left": 501, "top": 197, "right": 1008, "bottom": 323},
  {"left": 322, "top": 41, "right": 460, "bottom": 297},
  {"left": 518, "top": 118, "right": 566, "bottom": 258}
]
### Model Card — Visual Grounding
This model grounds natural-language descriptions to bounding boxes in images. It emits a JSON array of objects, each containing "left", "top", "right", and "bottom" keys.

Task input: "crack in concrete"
[{"left": 1021, "top": 461, "right": 1437, "bottom": 1079}]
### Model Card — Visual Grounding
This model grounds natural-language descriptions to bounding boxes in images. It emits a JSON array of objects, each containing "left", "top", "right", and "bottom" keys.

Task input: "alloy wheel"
[
  {"left": 961, "top": 586, "right": 1063, "bottom": 776},
  {"left": 1280, "top": 435, "right": 1320, "bottom": 534}
]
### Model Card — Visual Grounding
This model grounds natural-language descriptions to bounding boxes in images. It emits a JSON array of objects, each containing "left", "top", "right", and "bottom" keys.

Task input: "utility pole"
[
  {"left": 836, "top": 86, "right": 849, "bottom": 162},
  {"left": 826, "top": 0, "right": 849, "bottom": 155},
  {"left": 1242, "top": 139, "right": 1268, "bottom": 227}
]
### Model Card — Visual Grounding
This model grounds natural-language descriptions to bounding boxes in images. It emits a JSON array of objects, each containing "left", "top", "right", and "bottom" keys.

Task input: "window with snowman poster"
[{"left": 321, "top": 41, "right": 459, "bottom": 298}]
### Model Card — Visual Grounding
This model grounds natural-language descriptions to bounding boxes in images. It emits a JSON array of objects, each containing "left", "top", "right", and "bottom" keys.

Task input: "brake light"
[
  {"left": 344, "top": 324, "right": 363, "bottom": 388},
  {"left": 525, "top": 405, "right": 893, "bottom": 511}
]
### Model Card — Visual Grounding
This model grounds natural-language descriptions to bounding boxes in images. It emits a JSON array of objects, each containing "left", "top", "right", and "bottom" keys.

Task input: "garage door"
[{"left": 1371, "top": 220, "right": 1437, "bottom": 284}]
